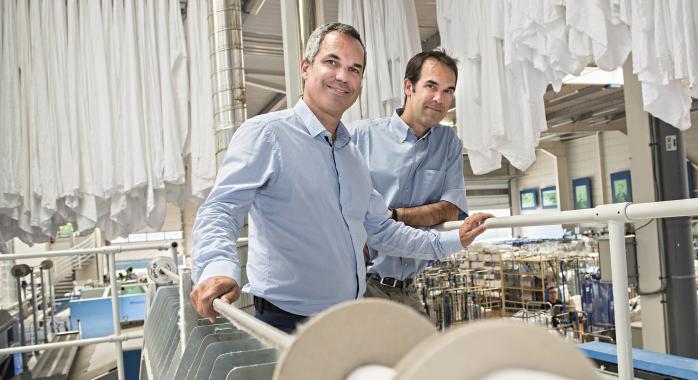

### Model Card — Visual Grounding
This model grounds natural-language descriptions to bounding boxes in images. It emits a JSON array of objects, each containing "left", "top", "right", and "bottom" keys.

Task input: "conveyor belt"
[{"left": 579, "top": 341, "right": 698, "bottom": 379}]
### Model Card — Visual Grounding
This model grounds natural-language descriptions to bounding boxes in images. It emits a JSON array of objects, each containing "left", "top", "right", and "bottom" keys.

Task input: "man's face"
[
  {"left": 549, "top": 289, "right": 559, "bottom": 303},
  {"left": 301, "top": 32, "right": 364, "bottom": 120},
  {"left": 403, "top": 59, "right": 456, "bottom": 128}
]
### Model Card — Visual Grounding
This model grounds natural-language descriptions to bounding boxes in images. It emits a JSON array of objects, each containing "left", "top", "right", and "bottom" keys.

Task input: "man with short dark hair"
[
  {"left": 190, "top": 25, "right": 492, "bottom": 333},
  {"left": 349, "top": 50, "right": 469, "bottom": 314}
]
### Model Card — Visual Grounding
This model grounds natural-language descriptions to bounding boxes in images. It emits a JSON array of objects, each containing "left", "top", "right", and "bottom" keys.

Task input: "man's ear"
[
  {"left": 301, "top": 59, "right": 310, "bottom": 81},
  {"left": 403, "top": 78, "right": 412, "bottom": 98}
]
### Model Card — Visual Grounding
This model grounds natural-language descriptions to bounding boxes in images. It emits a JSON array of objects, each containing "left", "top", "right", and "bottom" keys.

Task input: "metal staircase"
[{"left": 52, "top": 234, "right": 98, "bottom": 298}]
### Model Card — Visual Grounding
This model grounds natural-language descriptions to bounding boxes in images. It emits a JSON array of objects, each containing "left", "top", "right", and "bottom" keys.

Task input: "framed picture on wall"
[
  {"left": 540, "top": 186, "right": 558, "bottom": 209},
  {"left": 572, "top": 177, "right": 592, "bottom": 209},
  {"left": 520, "top": 188, "right": 538, "bottom": 210},
  {"left": 610, "top": 170, "right": 633, "bottom": 203}
]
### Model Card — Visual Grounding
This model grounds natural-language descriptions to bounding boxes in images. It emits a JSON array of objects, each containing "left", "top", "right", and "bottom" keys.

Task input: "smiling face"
[
  {"left": 401, "top": 58, "right": 456, "bottom": 133},
  {"left": 301, "top": 31, "right": 364, "bottom": 129}
]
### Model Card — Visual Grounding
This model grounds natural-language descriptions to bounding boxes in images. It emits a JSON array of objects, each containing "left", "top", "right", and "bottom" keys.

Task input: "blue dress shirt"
[
  {"left": 191, "top": 100, "right": 463, "bottom": 316},
  {"left": 348, "top": 109, "right": 468, "bottom": 281}
]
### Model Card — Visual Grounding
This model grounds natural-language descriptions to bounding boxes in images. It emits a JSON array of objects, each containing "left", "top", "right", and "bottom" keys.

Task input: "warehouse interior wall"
[{"left": 509, "top": 111, "right": 697, "bottom": 239}]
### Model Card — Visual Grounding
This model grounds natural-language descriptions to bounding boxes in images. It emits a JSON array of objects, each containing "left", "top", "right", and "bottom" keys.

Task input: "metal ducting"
[{"left": 209, "top": 0, "right": 248, "bottom": 166}]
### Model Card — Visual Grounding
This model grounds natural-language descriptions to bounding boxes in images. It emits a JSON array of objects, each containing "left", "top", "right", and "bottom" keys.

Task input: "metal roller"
[{"left": 146, "top": 257, "right": 178, "bottom": 285}]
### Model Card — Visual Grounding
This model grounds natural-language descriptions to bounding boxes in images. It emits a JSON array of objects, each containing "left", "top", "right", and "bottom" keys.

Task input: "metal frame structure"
[
  {"left": 0, "top": 243, "right": 172, "bottom": 380},
  {"left": 185, "top": 198, "right": 697, "bottom": 380},
  {"left": 0, "top": 198, "right": 696, "bottom": 379}
]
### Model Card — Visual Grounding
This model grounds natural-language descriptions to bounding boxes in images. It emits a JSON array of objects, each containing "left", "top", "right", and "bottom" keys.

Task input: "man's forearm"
[{"left": 395, "top": 200, "right": 460, "bottom": 227}]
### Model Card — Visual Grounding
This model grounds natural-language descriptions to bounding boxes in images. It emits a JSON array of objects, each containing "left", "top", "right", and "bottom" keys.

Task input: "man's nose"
[
  {"left": 335, "top": 67, "right": 349, "bottom": 82},
  {"left": 433, "top": 91, "right": 447, "bottom": 104}
]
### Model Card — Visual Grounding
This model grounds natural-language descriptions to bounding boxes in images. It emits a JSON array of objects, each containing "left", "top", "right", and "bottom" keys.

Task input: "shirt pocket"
[{"left": 413, "top": 169, "right": 445, "bottom": 202}]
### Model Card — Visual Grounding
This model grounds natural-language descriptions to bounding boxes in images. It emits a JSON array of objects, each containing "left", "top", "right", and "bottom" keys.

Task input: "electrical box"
[{"left": 597, "top": 235, "right": 638, "bottom": 285}]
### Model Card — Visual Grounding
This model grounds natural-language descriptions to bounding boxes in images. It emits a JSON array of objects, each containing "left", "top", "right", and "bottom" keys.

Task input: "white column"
[
  {"left": 107, "top": 253, "right": 125, "bottom": 380},
  {"left": 280, "top": 0, "right": 303, "bottom": 107},
  {"left": 623, "top": 57, "right": 668, "bottom": 352},
  {"left": 608, "top": 221, "right": 633, "bottom": 380}
]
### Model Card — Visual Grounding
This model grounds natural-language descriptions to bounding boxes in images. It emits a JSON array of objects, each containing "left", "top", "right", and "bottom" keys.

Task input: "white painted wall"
[
  {"left": 514, "top": 150, "right": 564, "bottom": 238},
  {"left": 566, "top": 135, "right": 604, "bottom": 207},
  {"left": 601, "top": 131, "right": 631, "bottom": 202}
]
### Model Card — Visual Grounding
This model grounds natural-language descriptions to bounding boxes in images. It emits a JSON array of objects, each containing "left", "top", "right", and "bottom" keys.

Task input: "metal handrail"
[
  {"left": 176, "top": 198, "right": 696, "bottom": 380},
  {"left": 0, "top": 242, "right": 173, "bottom": 380},
  {"left": 0, "top": 332, "right": 144, "bottom": 355}
]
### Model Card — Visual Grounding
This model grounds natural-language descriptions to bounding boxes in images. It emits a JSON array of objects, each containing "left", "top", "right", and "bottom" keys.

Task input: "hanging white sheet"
[
  {"left": 338, "top": 0, "right": 422, "bottom": 123},
  {"left": 439, "top": 0, "right": 696, "bottom": 175},
  {"left": 186, "top": 0, "right": 218, "bottom": 201},
  {"left": 0, "top": 0, "right": 195, "bottom": 244}
]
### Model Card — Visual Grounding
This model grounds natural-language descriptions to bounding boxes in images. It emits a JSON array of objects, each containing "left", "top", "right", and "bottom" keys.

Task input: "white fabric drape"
[
  {"left": 186, "top": 0, "right": 217, "bottom": 201},
  {"left": 338, "top": 0, "right": 421, "bottom": 123},
  {"left": 438, "top": 0, "right": 697, "bottom": 175},
  {"left": 0, "top": 0, "right": 202, "bottom": 244}
]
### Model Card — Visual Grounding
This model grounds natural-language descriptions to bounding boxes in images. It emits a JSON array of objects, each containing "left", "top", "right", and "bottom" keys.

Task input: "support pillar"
[
  {"left": 650, "top": 117, "right": 698, "bottom": 358},
  {"left": 623, "top": 57, "right": 668, "bottom": 353},
  {"left": 280, "top": 0, "right": 303, "bottom": 107}
]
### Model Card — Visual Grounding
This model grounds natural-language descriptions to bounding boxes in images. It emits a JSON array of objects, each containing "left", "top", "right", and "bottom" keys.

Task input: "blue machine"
[
  {"left": 69, "top": 291, "right": 146, "bottom": 339},
  {"left": 581, "top": 279, "right": 615, "bottom": 327},
  {"left": 579, "top": 341, "right": 698, "bottom": 379}
]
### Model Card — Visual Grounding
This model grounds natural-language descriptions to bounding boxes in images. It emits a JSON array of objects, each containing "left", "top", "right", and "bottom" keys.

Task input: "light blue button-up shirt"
[
  {"left": 348, "top": 110, "right": 468, "bottom": 281},
  {"left": 191, "top": 100, "right": 463, "bottom": 316}
]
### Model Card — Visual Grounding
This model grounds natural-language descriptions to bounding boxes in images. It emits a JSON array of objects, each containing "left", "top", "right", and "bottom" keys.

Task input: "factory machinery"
[
  {"left": 2, "top": 198, "right": 698, "bottom": 379},
  {"left": 141, "top": 257, "right": 603, "bottom": 380}
]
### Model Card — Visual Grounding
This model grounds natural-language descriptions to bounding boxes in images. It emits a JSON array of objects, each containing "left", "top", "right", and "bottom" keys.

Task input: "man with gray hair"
[{"left": 190, "top": 23, "right": 492, "bottom": 333}]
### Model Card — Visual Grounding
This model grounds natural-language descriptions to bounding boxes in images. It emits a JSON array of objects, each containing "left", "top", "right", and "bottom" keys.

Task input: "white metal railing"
[
  {"left": 4, "top": 199, "right": 695, "bottom": 380},
  {"left": 0, "top": 242, "right": 175, "bottom": 380},
  {"left": 156, "top": 198, "right": 696, "bottom": 380}
]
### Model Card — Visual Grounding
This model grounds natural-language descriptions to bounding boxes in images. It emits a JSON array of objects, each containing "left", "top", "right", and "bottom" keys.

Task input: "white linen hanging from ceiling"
[
  {"left": 0, "top": 0, "right": 24, "bottom": 243},
  {"left": 186, "top": 0, "right": 217, "bottom": 201},
  {"left": 0, "top": 0, "right": 196, "bottom": 244},
  {"left": 338, "top": 0, "right": 422, "bottom": 123},
  {"left": 438, "top": 0, "right": 696, "bottom": 175}
]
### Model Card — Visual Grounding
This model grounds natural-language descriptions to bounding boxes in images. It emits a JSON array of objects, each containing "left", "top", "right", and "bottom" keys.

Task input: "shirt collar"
[
  {"left": 293, "top": 99, "right": 350, "bottom": 148},
  {"left": 389, "top": 108, "right": 433, "bottom": 143}
]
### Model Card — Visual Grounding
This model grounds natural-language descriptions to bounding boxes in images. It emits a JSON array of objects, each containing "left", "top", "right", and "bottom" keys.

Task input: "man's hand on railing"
[
  {"left": 190, "top": 276, "right": 240, "bottom": 322},
  {"left": 459, "top": 212, "right": 494, "bottom": 247}
]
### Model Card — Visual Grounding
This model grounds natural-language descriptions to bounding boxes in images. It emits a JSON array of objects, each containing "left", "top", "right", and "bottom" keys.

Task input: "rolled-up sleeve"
[
  {"left": 191, "top": 122, "right": 280, "bottom": 285},
  {"left": 441, "top": 133, "right": 468, "bottom": 213},
  {"left": 363, "top": 188, "right": 463, "bottom": 260}
]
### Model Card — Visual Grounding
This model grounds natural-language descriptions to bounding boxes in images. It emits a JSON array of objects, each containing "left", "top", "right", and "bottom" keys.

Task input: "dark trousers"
[{"left": 253, "top": 296, "right": 308, "bottom": 334}]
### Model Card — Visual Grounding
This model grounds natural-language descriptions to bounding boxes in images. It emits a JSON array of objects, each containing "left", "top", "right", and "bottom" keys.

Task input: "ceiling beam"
[
  {"left": 422, "top": 32, "right": 440, "bottom": 51},
  {"left": 246, "top": 76, "right": 286, "bottom": 93},
  {"left": 544, "top": 86, "right": 610, "bottom": 110},
  {"left": 245, "top": 68, "right": 284, "bottom": 77},
  {"left": 258, "top": 93, "right": 286, "bottom": 115},
  {"left": 543, "top": 117, "right": 627, "bottom": 135},
  {"left": 545, "top": 94, "right": 626, "bottom": 122}
]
